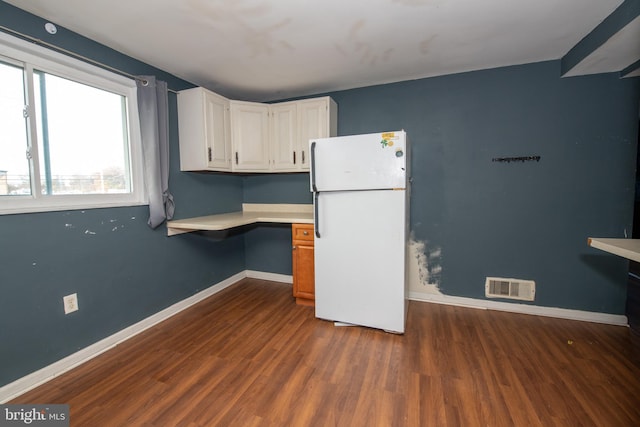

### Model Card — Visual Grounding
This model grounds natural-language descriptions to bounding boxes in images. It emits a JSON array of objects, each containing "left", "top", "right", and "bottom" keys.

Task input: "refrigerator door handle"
[
  {"left": 314, "top": 191, "right": 321, "bottom": 238},
  {"left": 310, "top": 141, "right": 318, "bottom": 192}
]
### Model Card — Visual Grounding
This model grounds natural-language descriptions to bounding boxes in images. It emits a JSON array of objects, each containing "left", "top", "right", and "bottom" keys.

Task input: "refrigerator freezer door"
[
  {"left": 310, "top": 131, "right": 406, "bottom": 192},
  {"left": 314, "top": 189, "right": 407, "bottom": 333}
]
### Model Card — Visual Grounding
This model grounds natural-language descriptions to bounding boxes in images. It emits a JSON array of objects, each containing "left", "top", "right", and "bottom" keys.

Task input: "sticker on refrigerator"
[
  {"left": 380, "top": 138, "right": 394, "bottom": 148},
  {"left": 380, "top": 132, "right": 399, "bottom": 149}
]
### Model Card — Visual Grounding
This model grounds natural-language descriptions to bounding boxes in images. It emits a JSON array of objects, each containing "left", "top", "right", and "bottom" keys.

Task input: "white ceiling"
[{"left": 4, "top": 0, "right": 638, "bottom": 101}]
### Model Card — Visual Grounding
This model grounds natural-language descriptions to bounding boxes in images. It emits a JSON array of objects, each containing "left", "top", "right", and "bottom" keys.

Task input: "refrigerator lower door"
[{"left": 314, "top": 189, "right": 406, "bottom": 333}]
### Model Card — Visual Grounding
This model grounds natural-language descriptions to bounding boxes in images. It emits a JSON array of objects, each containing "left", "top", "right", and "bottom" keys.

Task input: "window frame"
[{"left": 0, "top": 31, "right": 146, "bottom": 215}]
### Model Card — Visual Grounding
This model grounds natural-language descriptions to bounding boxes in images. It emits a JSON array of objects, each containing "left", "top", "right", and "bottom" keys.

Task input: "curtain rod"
[{"left": 0, "top": 24, "right": 179, "bottom": 93}]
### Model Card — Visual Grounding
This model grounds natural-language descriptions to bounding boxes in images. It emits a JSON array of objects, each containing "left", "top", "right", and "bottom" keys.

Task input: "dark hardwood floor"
[{"left": 11, "top": 278, "right": 640, "bottom": 426}]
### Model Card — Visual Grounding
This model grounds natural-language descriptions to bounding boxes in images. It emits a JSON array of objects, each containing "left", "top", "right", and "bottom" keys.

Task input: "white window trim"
[{"left": 0, "top": 31, "right": 147, "bottom": 215}]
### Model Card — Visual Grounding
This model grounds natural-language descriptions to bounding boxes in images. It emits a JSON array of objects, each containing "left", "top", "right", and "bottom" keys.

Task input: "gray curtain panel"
[{"left": 136, "top": 76, "right": 174, "bottom": 228}]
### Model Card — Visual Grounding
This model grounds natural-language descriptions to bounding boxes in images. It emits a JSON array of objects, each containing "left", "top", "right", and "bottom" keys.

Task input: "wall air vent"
[{"left": 485, "top": 277, "right": 535, "bottom": 301}]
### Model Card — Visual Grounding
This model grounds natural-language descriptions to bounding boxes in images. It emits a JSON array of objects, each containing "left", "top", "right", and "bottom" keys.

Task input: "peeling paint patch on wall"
[
  {"left": 408, "top": 233, "right": 442, "bottom": 295},
  {"left": 62, "top": 215, "right": 135, "bottom": 235}
]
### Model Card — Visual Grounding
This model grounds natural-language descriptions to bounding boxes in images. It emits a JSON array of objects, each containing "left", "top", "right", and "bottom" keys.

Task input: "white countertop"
[
  {"left": 588, "top": 238, "right": 640, "bottom": 263},
  {"left": 166, "top": 203, "right": 313, "bottom": 236}
]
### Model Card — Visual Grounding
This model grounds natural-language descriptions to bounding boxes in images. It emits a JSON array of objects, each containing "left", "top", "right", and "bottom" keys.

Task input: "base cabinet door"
[{"left": 292, "top": 223, "right": 315, "bottom": 306}]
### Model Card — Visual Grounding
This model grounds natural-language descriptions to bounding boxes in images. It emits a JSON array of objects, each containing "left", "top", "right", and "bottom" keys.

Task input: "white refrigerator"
[{"left": 309, "top": 130, "right": 409, "bottom": 333}]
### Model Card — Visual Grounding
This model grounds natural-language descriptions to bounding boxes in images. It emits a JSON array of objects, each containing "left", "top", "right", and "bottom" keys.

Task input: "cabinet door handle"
[
  {"left": 293, "top": 151, "right": 296, "bottom": 164},
  {"left": 302, "top": 151, "right": 305, "bottom": 164},
  {"left": 302, "top": 231, "right": 308, "bottom": 236},
  {"left": 235, "top": 152, "right": 239, "bottom": 164},
  {"left": 208, "top": 147, "right": 212, "bottom": 162},
  {"left": 292, "top": 246, "right": 297, "bottom": 250}
]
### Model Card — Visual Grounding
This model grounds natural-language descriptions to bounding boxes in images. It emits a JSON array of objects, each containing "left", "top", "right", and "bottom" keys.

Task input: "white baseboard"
[
  {"left": 409, "top": 291, "right": 628, "bottom": 326},
  {"left": 246, "top": 270, "right": 293, "bottom": 284},
  {"left": 0, "top": 271, "right": 247, "bottom": 403}
]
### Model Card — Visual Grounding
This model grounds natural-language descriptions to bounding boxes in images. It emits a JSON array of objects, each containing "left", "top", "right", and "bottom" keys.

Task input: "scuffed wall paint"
[
  {"left": 408, "top": 233, "right": 442, "bottom": 295},
  {"left": 64, "top": 215, "right": 138, "bottom": 235}
]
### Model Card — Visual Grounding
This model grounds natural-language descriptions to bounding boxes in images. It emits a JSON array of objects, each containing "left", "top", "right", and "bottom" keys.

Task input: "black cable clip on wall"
[{"left": 491, "top": 155, "right": 541, "bottom": 163}]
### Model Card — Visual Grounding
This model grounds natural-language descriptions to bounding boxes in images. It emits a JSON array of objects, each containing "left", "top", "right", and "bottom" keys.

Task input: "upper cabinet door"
[
  {"left": 297, "top": 97, "right": 338, "bottom": 171},
  {"left": 204, "top": 91, "right": 231, "bottom": 170},
  {"left": 230, "top": 101, "right": 270, "bottom": 171},
  {"left": 177, "top": 87, "right": 231, "bottom": 172},
  {"left": 270, "top": 102, "right": 298, "bottom": 171}
]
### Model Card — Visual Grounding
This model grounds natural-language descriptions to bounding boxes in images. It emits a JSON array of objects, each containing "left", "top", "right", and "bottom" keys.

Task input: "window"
[{"left": 0, "top": 32, "right": 145, "bottom": 214}]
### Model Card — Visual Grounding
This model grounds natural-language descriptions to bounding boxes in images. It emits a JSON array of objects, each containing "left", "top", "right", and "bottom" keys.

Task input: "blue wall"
[
  {"left": 0, "top": 3, "right": 245, "bottom": 387},
  {"left": 332, "top": 62, "right": 638, "bottom": 313},
  {"left": 2, "top": 1, "right": 639, "bottom": 390},
  {"left": 247, "top": 62, "right": 639, "bottom": 315},
  {"left": 242, "top": 174, "right": 311, "bottom": 274}
]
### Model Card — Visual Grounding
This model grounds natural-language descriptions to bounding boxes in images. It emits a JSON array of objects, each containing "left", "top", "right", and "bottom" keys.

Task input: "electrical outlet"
[{"left": 63, "top": 293, "right": 79, "bottom": 314}]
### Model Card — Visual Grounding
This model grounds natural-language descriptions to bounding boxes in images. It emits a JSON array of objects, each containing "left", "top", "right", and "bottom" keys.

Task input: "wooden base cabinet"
[{"left": 292, "top": 223, "right": 315, "bottom": 306}]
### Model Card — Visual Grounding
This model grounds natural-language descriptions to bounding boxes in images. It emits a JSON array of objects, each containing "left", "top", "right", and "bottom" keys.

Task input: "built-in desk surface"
[
  {"left": 588, "top": 238, "right": 640, "bottom": 263},
  {"left": 166, "top": 204, "right": 313, "bottom": 236}
]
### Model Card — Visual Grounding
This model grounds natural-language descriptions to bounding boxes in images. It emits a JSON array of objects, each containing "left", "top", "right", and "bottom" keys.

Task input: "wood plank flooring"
[{"left": 11, "top": 278, "right": 640, "bottom": 426}]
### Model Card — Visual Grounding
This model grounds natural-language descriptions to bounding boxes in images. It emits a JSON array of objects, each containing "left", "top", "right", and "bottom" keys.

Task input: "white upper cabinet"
[
  {"left": 270, "top": 97, "right": 338, "bottom": 172},
  {"left": 177, "top": 87, "right": 231, "bottom": 171},
  {"left": 270, "top": 101, "right": 298, "bottom": 171},
  {"left": 296, "top": 97, "right": 338, "bottom": 171},
  {"left": 230, "top": 101, "right": 270, "bottom": 171},
  {"left": 177, "top": 87, "right": 336, "bottom": 173}
]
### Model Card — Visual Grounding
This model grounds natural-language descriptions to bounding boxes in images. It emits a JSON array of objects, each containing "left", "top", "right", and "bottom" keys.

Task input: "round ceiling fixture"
[{"left": 44, "top": 22, "right": 57, "bottom": 35}]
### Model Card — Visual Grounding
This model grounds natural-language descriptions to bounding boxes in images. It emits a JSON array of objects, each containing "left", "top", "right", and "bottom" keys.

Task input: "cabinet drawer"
[{"left": 292, "top": 223, "right": 314, "bottom": 242}]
